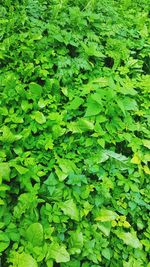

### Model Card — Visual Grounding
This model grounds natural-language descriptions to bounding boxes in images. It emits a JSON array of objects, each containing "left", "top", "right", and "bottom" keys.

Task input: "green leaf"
[
  {"left": 44, "top": 173, "right": 58, "bottom": 186},
  {"left": 0, "top": 162, "right": 10, "bottom": 181},
  {"left": 60, "top": 199, "right": 79, "bottom": 221},
  {"left": 69, "top": 231, "right": 83, "bottom": 254},
  {"left": 29, "top": 83, "right": 42, "bottom": 99},
  {"left": 26, "top": 223, "right": 43, "bottom": 246},
  {"left": 77, "top": 118, "right": 94, "bottom": 131},
  {"left": 32, "top": 111, "right": 46, "bottom": 124},
  {"left": 116, "top": 231, "right": 142, "bottom": 249},
  {"left": 47, "top": 242, "right": 70, "bottom": 263},
  {"left": 14, "top": 252, "right": 38, "bottom": 267},
  {"left": 68, "top": 96, "right": 84, "bottom": 110},
  {"left": 85, "top": 99, "right": 101, "bottom": 117},
  {"left": 122, "top": 98, "right": 138, "bottom": 111},
  {"left": 57, "top": 158, "right": 77, "bottom": 176},
  {"left": 1, "top": 126, "right": 16, "bottom": 143},
  {"left": 55, "top": 167, "right": 68, "bottom": 181},
  {"left": 95, "top": 209, "right": 117, "bottom": 222},
  {"left": 142, "top": 139, "right": 150, "bottom": 149},
  {"left": 116, "top": 99, "right": 126, "bottom": 115},
  {"left": 45, "top": 137, "right": 54, "bottom": 150},
  {"left": 92, "top": 77, "right": 109, "bottom": 87},
  {"left": 99, "top": 150, "right": 109, "bottom": 163},
  {"left": 14, "top": 164, "right": 28, "bottom": 175},
  {"left": 0, "top": 231, "right": 10, "bottom": 252},
  {"left": 106, "top": 150, "right": 127, "bottom": 161},
  {"left": 46, "top": 260, "right": 53, "bottom": 267},
  {"left": 102, "top": 248, "right": 111, "bottom": 260},
  {"left": 67, "top": 174, "right": 87, "bottom": 186},
  {"left": 97, "top": 222, "right": 111, "bottom": 236}
]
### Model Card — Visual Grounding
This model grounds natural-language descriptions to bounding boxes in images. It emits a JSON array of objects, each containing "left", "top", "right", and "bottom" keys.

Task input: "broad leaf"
[
  {"left": 60, "top": 199, "right": 79, "bottom": 221},
  {"left": 85, "top": 99, "right": 101, "bottom": 117},
  {"left": 0, "top": 231, "right": 10, "bottom": 252},
  {"left": 95, "top": 209, "right": 117, "bottom": 222},
  {"left": 0, "top": 162, "right": 10, "bottom": 181},
  {"left": 116, "top": 231, "right": 142, "bottom": 249},
  {"left": 47, "top": 242, "right": 70, "bottom": 263},
  {"left": 26, "top": 223, "right": 43, "bottom": 246},
  {"left": 15, "top": 252, "right": 38, "bottom": 267},
  {"left": 32, "top": 111, "right": 46, "bottom": 124},
  {"left": 29, "top": 83, "right": 42, "bottom": 99}
]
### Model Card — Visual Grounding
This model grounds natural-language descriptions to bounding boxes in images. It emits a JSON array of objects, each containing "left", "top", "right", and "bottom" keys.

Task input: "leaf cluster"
[{"left": 0, "top": 0, "right": 150, "bottom": 266}]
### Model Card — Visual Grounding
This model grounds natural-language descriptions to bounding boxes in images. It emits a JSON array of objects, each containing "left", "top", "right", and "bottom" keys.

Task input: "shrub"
[{"left": 0, "top": 0, "right": 149, "bottom": 266}]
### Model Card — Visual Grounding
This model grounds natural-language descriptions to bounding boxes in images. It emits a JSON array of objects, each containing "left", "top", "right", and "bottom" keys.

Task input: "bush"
[{"left": 0, "top": 0, "right": 150, "bottom": 266}]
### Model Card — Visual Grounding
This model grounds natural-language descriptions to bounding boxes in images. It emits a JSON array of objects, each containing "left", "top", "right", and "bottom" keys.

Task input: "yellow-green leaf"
[{"left": 95, "top": 209, "right": 117, "bottom": 222}]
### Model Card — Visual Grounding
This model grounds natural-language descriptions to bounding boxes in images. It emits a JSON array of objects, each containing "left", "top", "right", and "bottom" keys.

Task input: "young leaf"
[
  {"left": 28, "top": 83, "right": 42, "bottom": 99},
  {"left": 102, "top": 248, "right": 111, "bottom": 260},
  {"left": 0, "top": 231, "right": 10, "bottom": 252},
  {"left": 32, "top": 111, "right": 46, "bottom": 124},
  {"left": 68, "top": 96, "right": 84, "bottom": 110},
  {"left": 0, "top": 162, "right": 10, "bottom": 181},
  {"left": 26, "top": 223, "right": 43, "bottom": 246},
  {"left": 14, "top": 164, "right": 28, "bottom": 175},
  {"left": 15, "top": 252, "right": 38, "bottom": 267},
  {"left": 60, "top": 199, "right": 79, "bottom": 221},
  {"left": 95, "top": 209, "right": 117, "bottom": 222},
  {"left": 116, "top": 231, "right": 142, "bottom": 249},
  {"left": 47, "top": 242, "right": 70, "bottom": 263},
  {"left": 85, "top": 99, "right": 101, "bottom": 117}
]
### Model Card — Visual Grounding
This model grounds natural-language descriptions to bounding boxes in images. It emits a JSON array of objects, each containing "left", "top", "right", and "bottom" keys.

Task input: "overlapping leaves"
[{"left": 0, "top": 0, "right": 149, "bottom": 266}]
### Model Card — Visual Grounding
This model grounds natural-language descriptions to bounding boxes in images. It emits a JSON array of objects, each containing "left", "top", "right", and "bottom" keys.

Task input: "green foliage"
[{"left": 0, "top": 0, "right": 150, "bottom": 266}]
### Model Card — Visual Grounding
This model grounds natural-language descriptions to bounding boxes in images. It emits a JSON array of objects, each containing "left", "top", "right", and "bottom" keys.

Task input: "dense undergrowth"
[{"left": 0, "top": 0, "right": 150, "bottom": 266}]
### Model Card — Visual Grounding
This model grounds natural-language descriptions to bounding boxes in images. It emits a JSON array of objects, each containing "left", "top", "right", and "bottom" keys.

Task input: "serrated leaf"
[
  {"left": 44, "top": 173, "right": 58, "bottom": 186},
  {"left": 57, "top": 158, "right": 77, "bottom": 176},
  {"left": 99, "top": 150, "right": 109, "bottom": 163}
]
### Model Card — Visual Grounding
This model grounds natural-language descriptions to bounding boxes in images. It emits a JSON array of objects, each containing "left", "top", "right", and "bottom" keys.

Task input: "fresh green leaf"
[
  {"left": 0, "top": 162, "right": 10, "bottom": 181},
  {"left": 60, "top": 199, "right": 79, "bottom": 221},
  {"left": 116, "top": 231, "right": 142, "bottom": 249},
  {"left": 95, "top": 209, "right": 117, "bottom": 222},
  {"left": 32, "top": 111, "right": 46, "bottom": 124},
  {"left": 26, "top": 223, "right": 43, "bottom": 246},
  {"left": 47, "top": 243, "right": 70, "bottom": 263}
]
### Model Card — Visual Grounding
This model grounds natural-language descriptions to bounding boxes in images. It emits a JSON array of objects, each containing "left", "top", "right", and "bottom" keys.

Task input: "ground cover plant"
[{"left": 0, "top": 0, "right": 150, "bottom": 266}]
